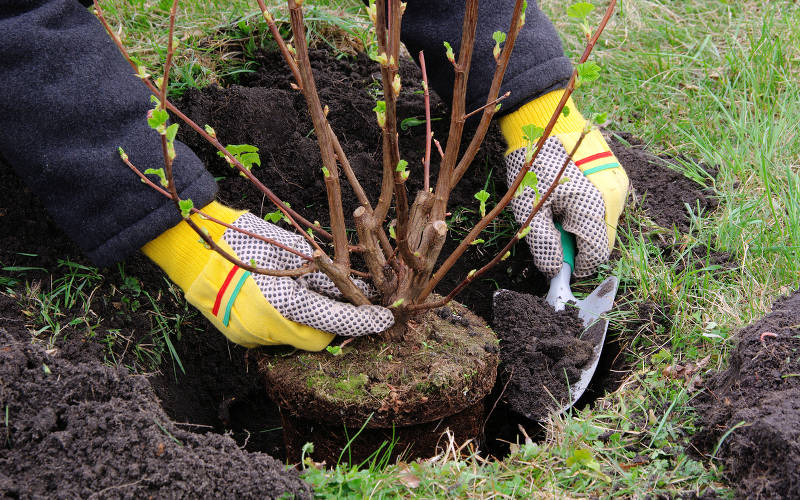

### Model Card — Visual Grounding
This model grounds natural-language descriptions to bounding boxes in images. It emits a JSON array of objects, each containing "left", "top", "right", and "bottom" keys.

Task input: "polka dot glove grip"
[
  {"left": 222, "top": 213, "right": 394, "bottom": 337},
  {"left": 506, "top": 136, "right": 610, "bottom": 279}
]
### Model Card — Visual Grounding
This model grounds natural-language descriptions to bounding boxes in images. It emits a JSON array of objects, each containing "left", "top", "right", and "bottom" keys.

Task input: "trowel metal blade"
[{"left": 560, "top": 275, "right": 619, "bottom": 415}]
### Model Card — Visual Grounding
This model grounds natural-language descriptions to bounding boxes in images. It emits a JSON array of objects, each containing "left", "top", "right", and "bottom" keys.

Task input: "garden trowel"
[{"left": 545, "top": 222, "right": 619, "bottom": 414}]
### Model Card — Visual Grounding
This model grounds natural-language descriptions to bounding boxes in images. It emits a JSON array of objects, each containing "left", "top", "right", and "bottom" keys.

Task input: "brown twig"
[
  {"left": 255, "top": 0, "right": 303, "bottom": 89},
  {"left": 121, "top": 155, "right": 316, "bottom": 262},
  {"left": 288, "top": 0, "right": 350, "bottom": 269},
  {"left": 463, "top": 91, "right": 511, "bottom": 120},
  {"left": 419, "top": 51, "right": 432, "bottom": 194},
  {"left": 450, "top": 0, "right": 526, "bottom": 187},
  {"left": 431, "top": 0, "right": 480, "bottom": 221}
]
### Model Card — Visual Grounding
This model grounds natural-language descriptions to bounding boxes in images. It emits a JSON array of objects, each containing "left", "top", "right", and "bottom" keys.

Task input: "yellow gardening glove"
[
  {"left": 142, "top": 201, "right": 394, "bottom": 350},
  {"left": 500, "top": 89, "right": 629, "bottom": 278}
]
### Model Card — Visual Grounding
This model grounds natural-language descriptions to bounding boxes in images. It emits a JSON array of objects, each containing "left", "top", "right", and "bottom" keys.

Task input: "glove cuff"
[
  {"left": 142, "top": 201, "right": 246, "bottom": 290},
  {"left": 499, "top": 89, "right": 587, "bottom": 153}
]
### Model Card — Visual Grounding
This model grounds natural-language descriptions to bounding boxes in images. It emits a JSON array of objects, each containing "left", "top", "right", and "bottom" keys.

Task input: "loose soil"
[
  {"left": 693, "top": 289, "right": 800, "bottom": 499},
  {"left": 0, "top": 294, "right": 310, "bottom": 499},
  {"left": 0, "top": 43, "right": 725, "bottom": 490},
  {"left": 492, "top": 289, "right": 593, "bottom": 420}
]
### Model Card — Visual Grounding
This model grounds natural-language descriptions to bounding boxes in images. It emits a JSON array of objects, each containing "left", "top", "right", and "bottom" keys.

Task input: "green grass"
[{"left": 11, "top": 0, "right": 798, "bottom": 498}]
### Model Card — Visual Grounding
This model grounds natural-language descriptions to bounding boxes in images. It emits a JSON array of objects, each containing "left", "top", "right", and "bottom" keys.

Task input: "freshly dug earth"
[
  {"left": 0, "top": 295, "right": 310, "bottom": 499},
  {"left": 259, "top": 301, "right": 499, "bottom": 463},
  {"left": 492, "top": 289, "right": 593, "bottom": 420},
  {"left": 693, "top": 290, "right": 800, "bottom": 499}
]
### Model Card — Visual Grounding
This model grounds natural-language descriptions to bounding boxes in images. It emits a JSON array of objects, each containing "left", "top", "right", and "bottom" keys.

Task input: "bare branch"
[
  {"left": 431, "top": 0, "right": 480, "bottom": 221},
  {"left": 419, "top": 51, "right": 432, "bottom": 193},
  {"left": 451, "top": 0, "right": 526, "bottom": 187},
  {"left": 93, "top": 1, "right": 333, "bottom": 248},
  {"left": 463, "top": 91, "right": 511, "bottom": 120},
  {"left": 288, "top": 0, "right": 350, "bottom": 268},
  {"left": 121, "top": 152, "right": 316, "bottom": 263},
  {"left": 312, "top": 250, "right": 371, "bottom": 306},
  {"left": 255, "top": 0, "right": 303, "bottom": 89}
]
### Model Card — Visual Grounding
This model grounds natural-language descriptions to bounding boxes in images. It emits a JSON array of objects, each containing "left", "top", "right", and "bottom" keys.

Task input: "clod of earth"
[
  {"left": 0, "top": 319, "right": 310, "bottom": 498},
  {"left": 492, "top": 289, "right": 592, "bottom": 421},
  {"left": 693, "top": 289, "right": 800, "bottom": 499}
]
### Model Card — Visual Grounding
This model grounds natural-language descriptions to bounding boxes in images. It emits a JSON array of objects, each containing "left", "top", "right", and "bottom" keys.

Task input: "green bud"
[
  {"left": 443, "top": 41, "right": 455, "bottom": 64},
  {"left": 178, "top": 198, "right": 194, "bottom": 218}
]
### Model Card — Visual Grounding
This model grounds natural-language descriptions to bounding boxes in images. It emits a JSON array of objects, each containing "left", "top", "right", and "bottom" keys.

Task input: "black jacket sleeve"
[
  {"left": 401, "top": 0, "right": 572, "bottom": 116},
  {"left": 0, "top": 0, "right": 217, "bottom": 266}
]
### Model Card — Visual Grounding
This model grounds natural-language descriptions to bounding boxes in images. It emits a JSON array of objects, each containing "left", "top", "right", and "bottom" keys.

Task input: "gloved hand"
[
  {"left": 143, "top": 202, "right": 394, "bottom": 350},
  {"left": 500, "top": 90, "right": 629, "bottom": 278}
]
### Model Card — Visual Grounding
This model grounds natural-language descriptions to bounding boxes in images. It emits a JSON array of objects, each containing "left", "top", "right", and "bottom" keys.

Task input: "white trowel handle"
[{"left": 545, "top": 222, "right": 578, "bottom": 311}]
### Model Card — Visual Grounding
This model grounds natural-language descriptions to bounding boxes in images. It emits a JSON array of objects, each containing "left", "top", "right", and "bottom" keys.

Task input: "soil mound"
[
  {"left": 607, "top": 132, "right": 718, "bottom": 233},
  {"left": 492, "top": 289, "right": 593, "bottom": 420},
  {"left": 693, "top": 289, "right": 800, "bottom": 499},
  {"left": 0, "top": 321, "right": 310, "bottom": 498}
]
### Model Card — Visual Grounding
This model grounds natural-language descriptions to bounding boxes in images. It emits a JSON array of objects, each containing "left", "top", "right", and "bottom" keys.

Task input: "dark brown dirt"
[
  {"left": 491, "top": 290, "right": 593, "bottom": 420},
  {"left": 693, "top": 289, "right": 800, "bottom": 499},
  {"left": 0, "top": 295, "right": 310, "bottom": 499},
  {"left": 607, "top": 132, "right": 718, "bottom": 234}
]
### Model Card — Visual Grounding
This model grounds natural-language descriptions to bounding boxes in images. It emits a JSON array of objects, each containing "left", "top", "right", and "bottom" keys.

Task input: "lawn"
[{"left": 4, "top": 0, "right": 799, "bottom": 498}]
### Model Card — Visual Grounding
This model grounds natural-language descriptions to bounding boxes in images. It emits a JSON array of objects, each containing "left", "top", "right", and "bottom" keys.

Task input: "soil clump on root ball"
[
  {"left": 258, "top": 301, "right": 498, "bottom": 464},
  {"left": 492, "top": 289, "right": 593, "bottom": 420},
  {"left": 693, "top": 289, "right": 800, "bottom": 499}
]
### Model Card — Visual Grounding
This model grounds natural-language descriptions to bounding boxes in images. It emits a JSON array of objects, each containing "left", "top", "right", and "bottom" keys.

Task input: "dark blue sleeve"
[
  {"left": 401, "top": 0, "right": 572, "bottom": 116},
  {"left": 0, "top": 0, "right": 217, "bottom": 266}
]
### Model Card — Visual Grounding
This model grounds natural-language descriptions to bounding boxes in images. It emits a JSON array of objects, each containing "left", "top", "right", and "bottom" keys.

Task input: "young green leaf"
[
  {"left": 264, "top": 210, "right": 283, "bottom": 224},
  {"left": 390, "top": 298, "right": 405, "bottom": 308},
  {"left": 443, "top": 41, "right": 455, "bottom": 64},
  {"left": 326, "top": 345, "right": 343, "bottom": 356},
  {"left": 592, "top": 111, "right": 608, "bottom": 125},
  {"left": 165, "top": 123, "right": 179, "bottom": 143},
  {"left": 217, "top": 144, "right": 261, "bottom": 172},
  {"left": 492, "top": 31, "right": 507, "bottom": 60},
  {"left": 562, "top": 106, "right": 571, "bottom": 117},
  {"left": 515, "top": 171, "right": 539, "bottom": 198},
  {"left": 204, "top": 124, "right": 216, "bottom": 138},
  {"left": 567, "top": 2, "right": 595, "bottom": 20},
  {"left": 144, "top": 168, "right": 168, "bottom": 187},
  {"left": 576, "top": 61, "right": 602, "bottom": 85},
  {"left": 400, "top": 116, "right": 442, "bottom": 130},
  {"left": 474, "top": 189, "right": 490, "bottom": 217},
  {"left": 373, "top": 101, "right": 387, "bottom": 128},
  {"left": 147, "top": 108, "right": 169, "bottom": 132},
  {"left": 178, "top": 199, "right": 194, "bottom": 218},
  {"left": 522, "top": 124, "right": 544, "bottom": 145},
  {"left": 517, "top": 225, "right": 531, "bottom": 239},
  {"left": 470, "top": 238, "right": 485, "bottom": 245}
]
